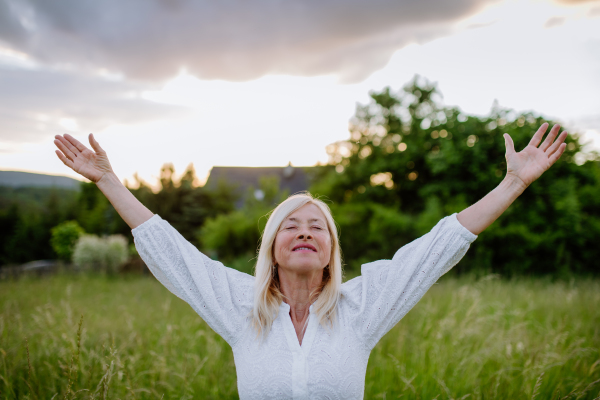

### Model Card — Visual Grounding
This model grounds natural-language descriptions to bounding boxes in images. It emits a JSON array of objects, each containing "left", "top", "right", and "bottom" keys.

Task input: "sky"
[{"left": 1, "top": 0, "right": 599, "bottom": 187}]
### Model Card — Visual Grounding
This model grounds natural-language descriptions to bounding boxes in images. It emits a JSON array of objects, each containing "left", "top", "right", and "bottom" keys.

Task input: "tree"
[
  {"left": 0, "top": 187, "right": 78, "bottom": 264},
  {"left": 311, "top": 76, "right": 600, "bottom": 276},
  {"left": 127, "top": 163, "right": 239, "bottom": 247},
  {"left": 198, "top": 176, "right": 287, "bottom": 262}
]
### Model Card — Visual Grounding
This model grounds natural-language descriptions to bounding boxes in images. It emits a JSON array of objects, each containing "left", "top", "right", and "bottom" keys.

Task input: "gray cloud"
[
  {"left": 0, "top": 0, "right": 497, "bottom": 82},
  {"left": 0, "top": 65, "right": 187, "bottom": 145}
]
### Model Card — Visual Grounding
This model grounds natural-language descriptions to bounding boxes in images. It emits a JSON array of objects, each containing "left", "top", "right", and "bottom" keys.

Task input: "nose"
[{"left": 296, "top": 226, "right": 312, "bottom": 240}]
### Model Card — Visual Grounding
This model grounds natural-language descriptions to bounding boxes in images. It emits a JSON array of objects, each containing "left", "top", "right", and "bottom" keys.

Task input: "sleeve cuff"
[
  {"left": 449, "top": 213, "right": 478, "bottom": 243},
  {"left": 131, "top": 214, "right": 162, "bottom": 236}
]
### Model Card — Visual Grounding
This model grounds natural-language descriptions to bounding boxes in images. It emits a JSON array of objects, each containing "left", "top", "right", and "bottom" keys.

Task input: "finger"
[
  {"left": 88, "top": 133, "right": 105, "bottom": 154},
  {"left": 528, "top": 122, "right": 549, "bottom": 148},
  {"left": 54, "top": 138, "right": 77, "bottom": 162},
  {"left": 55, "top": 150, "right": 75, "bottom": 169},
  {"left": 55, "top": 135, "right": 80, "bottom": 156},
  {"left": 63, "top": 133, "right": 89, "bottom": 152},
  {"left": 539, "top": 124, "right": 561, "bottom": 152},
  {"left": 549, "top": 143, "right": 567, "bottom": 165},
  {"left": 546, "top": 131, "right": 568, "bottom": 157},
  {"left": 504, "top": 133, "right": 516, "bottom": 156}
]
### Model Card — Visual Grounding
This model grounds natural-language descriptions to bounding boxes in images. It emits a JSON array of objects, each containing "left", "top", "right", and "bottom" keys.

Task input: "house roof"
[{"left": 205, "top": 164, "right": 314, "bottom": 207}]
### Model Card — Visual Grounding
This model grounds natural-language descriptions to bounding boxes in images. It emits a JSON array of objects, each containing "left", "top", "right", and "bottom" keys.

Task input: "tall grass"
[{"left": 0, "top": 274, "right": 598, "bottom": 399}]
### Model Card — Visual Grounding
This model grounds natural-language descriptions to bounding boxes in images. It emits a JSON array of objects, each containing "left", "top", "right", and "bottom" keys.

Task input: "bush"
[
  {"left": 198, "top": 176, "right": 286, "bottom": 262},
  {"left": 50, "top": 220, "right": 85, "bottom": 261},
  {"left": 72, "top": 234, "right": 129, "bottom": 273}
]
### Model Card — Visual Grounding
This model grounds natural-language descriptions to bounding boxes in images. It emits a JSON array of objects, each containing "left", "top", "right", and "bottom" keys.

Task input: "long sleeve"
[
  {"left": 341, "top": 213, "right": 477, "bottom": 350},
  {"left": 131, "top": 214, "right": 254, "bottom": 347}
]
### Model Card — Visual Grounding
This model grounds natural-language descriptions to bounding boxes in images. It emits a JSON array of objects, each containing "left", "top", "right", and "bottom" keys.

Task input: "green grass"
[{"left": 1, "top": 273, "right": 599, "bottom": 399}]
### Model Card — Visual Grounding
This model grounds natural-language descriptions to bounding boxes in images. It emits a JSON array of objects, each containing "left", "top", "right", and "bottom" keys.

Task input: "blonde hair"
[{"left": 251, "top": 192, "right": 343, "bottom": 339}]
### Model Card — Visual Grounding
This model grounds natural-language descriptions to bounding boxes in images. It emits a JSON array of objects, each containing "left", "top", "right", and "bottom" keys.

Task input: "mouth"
[{"left": 292, "top": 244, "right": 317, "bottom": 252}]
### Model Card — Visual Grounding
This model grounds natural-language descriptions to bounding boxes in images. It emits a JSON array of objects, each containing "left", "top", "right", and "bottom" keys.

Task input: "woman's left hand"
[{"left": 504, "top": 123, "right": 568, "bottom": 188}]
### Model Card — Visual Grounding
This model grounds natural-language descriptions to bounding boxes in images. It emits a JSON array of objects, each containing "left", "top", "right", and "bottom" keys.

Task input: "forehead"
[{"left": 285, "top": 203, "right": 327, "bottom": 223}]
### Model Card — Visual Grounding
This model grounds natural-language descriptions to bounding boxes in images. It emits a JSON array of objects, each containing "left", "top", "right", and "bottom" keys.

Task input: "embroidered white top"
[{"left": 132, "top": 212, "right": 477, "bottom": 400}]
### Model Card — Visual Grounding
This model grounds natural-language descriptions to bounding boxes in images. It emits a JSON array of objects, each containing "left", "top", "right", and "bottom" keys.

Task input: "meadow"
[{"left": 1, "top": 273, "right": 599, "bottom": 399}]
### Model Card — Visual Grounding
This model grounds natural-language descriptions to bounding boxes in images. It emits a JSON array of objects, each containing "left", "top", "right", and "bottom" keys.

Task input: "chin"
[{"left": 287, "top": 262, "right": 324, "bottom": 273}]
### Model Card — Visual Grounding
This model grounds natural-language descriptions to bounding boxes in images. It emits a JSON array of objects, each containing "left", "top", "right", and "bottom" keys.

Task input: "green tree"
[
  {"left": 0, "top": 187, "right": 78, "bottom": 264},
  {"left": 50, "top": 220, "right": 85, "bottom": 261},
  {"left": 76, "top": 182, "right": 120, "bottom": 235},
  {"left": 311, "top": 76, "right": 600, "bottom": 276},
  {"left": 0, "top": 164, "right": 237, "bottom": 266},
  {"left": 127, "top": 163, "right": 238, "bottom": 247}
]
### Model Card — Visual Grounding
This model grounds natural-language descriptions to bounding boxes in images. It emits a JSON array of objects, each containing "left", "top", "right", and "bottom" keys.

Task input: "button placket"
[{"left": 279, "top": 302, "right": 317, "bottom": 400}]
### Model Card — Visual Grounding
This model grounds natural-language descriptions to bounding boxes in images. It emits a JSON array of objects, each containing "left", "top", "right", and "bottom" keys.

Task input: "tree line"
[
  {"left": 1, "top": 76, "right": 599, "bottom": 276},
  {"left": 0, "top": 164, "right": 239, "bottom": 266}
]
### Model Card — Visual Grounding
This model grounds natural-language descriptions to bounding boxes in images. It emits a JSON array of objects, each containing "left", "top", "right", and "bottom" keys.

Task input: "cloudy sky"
[{"left": 1, "top": 0, "right": 599, "bottom": 187}]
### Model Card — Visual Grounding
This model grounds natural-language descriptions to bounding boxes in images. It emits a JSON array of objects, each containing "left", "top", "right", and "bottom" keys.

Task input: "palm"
[
  {"left": 54, "top": 134, "right": 113, "bottom": 183},
  {"left": 504, "top": 123, "right": 568, "bottom": 187},
  {"left": 72, "top": 149, "right": 109, "bottom": 182}
]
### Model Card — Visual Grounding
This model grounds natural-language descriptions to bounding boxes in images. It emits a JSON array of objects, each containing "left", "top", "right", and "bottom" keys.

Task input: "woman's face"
[{"left": 273, "top": 203, "right": 332, "bottom": 274}]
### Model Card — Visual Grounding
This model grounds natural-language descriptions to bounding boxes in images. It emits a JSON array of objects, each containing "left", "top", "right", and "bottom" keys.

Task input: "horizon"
[{"left": 0, "top": 162, "right": 323, "bottom": 189}]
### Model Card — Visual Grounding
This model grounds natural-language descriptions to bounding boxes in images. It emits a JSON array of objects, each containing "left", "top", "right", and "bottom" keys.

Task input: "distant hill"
[{"left": 0, "top": 171, "right": 82, "bottom": 190}]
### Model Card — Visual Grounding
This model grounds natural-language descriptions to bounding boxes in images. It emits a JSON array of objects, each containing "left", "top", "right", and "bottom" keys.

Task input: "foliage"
[
  {"left": 311, "top": 76, "right": 600, "bottom": 275},
  {"left": 50, "top": 220, "right": 85, "bottom": 260},
  {"left": 1, "top": 274, "right": 599, "bottom": 398},
  {"left": 127, "top": 163, "right": 238, "bottom": 247},
  {"left": 2, "top": 77, "right": 599, "bottom": 279},
  {"left": 198, "top": 176, "right": 288, "bottom": 261},
  {"left": 72, "top": 234, "right": 129, "bottom": 274},
  {"left": 0, "top": 187, "right": 78, "bottom": 264},
  {"left": 0, "top": 163, "right": 238, "bottom": 266}
]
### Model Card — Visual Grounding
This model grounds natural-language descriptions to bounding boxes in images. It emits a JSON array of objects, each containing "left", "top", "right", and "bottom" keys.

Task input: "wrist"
[
  {"left": 96, "top": 171, "right": 121, "bottom": 189},
  {"left": 500, "top": 174, "right": 527, "bottom": 197}
]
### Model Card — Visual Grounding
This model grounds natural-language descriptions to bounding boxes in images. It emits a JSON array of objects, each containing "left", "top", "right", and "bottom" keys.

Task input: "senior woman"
[{"left": 53, "top": 123, "right": 567, "bottom": 399}]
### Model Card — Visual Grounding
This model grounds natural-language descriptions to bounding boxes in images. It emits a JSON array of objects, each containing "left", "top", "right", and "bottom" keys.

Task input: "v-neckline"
[{"left": 280, "top": 302, "right": 317, "bottom": 352}]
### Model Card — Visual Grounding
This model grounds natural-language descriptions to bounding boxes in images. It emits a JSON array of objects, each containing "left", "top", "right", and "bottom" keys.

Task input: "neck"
[{"left": 277, "top": 267, "right": 323, "bottom": 323}]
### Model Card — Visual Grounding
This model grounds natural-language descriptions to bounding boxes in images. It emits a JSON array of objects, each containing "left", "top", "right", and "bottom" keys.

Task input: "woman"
[{"left": 53, "top": 123, "right": 567, "bottom": 399}]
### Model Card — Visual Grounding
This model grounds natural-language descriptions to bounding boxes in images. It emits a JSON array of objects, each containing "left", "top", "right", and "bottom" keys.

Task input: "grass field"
[{"left": 1, "top": 273, "right": 599, "bottom": 399}]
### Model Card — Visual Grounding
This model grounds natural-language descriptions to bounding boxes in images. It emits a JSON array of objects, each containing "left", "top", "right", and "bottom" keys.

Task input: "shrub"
[
  {"left": 198, "top": 176, "right": 285, "bottom": 262},
  {"left": 50, "top": 220, "right": 85, "bottom": 261},
  {"left": 72, "top": 234, "right": 129, "bottom": 273}
]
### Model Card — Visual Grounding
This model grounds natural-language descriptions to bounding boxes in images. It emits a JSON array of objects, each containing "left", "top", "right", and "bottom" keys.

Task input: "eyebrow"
[{"left": 286, "top": 217, "right": 325, "bottom": 224}]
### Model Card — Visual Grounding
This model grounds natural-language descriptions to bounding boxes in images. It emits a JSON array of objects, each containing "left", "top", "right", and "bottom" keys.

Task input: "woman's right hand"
[{"left": 54, "top": 133, "right": 114, "bottom": 183}]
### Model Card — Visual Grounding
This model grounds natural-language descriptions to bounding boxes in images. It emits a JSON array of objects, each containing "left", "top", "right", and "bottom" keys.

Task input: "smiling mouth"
[{"left": 293, "top": 246, "right": 317, "bottom": 252}]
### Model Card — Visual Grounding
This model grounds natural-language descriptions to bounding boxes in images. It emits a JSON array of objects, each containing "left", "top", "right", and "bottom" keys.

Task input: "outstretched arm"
[
  {"left": 457, "top": 123, "right": 568, "bottom": 235},
  {"left": 54, "top": 134, "right": 153, "bottom": 229}
]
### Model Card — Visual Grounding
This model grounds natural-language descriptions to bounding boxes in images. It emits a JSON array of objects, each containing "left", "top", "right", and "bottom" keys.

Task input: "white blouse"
[{"left": 132, "top": 213, "right": 477, "bottom": 400}]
